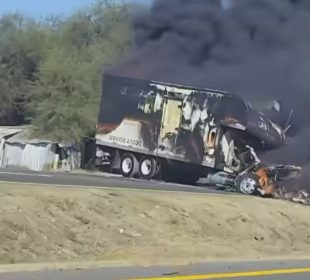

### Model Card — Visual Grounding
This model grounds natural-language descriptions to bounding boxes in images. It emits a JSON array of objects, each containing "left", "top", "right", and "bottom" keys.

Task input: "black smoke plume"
[{"left": 113, "top": 0, "right": 310, "bottom": 187}]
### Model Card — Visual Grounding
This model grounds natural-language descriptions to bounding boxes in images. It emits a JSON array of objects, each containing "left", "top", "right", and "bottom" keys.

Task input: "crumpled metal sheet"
[{"left": 274, "top": 187, "right": 310, "bottom": 205}]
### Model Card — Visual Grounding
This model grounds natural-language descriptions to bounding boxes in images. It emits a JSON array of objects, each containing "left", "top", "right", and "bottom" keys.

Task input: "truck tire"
[
  {"left": 139, "top": 156, "right": 157, "bottom": 180},
  {"left": 235, "top": 173, "right": 260, "bottom": 195},
  {"left": 120, "top": 153, "right": 139, "bottom": 178}
]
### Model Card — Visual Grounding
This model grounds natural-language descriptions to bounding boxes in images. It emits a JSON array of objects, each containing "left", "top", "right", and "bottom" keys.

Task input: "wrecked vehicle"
[{"left": 94, "top": 74, "right": 301, "bottom": 196}]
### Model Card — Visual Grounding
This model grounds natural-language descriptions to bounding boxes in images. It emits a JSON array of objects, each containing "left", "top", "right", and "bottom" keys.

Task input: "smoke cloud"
[{"left": 113, "top": 0, "right": 310, "bottom": 186}]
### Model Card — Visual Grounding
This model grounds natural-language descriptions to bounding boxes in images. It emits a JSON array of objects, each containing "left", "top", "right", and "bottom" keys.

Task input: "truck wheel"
[
  {"left": 120, "top": 153, "right": 139, "bottom": 178},
  {"left": 139, "top": 156, "right": 157, "bottom": 180},
  {"left": 235, "top": 173, "right": 260, "bottom": 195}
]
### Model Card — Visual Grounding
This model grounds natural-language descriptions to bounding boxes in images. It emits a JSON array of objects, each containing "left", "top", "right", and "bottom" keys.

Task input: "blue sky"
[{"left": 0, "top": 0, "right": 152, "bottom": 18}]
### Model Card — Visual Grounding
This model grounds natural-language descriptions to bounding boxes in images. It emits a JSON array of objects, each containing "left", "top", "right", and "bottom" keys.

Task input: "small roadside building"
[
  {"left": 0, "top": 126, "right": 81, "bottom": 172},
  {"left": 0, "top": 126, "right": 27, "bottom": 166}
]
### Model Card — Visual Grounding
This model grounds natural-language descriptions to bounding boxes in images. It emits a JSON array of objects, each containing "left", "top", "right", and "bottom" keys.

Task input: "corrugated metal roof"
[
  {"left": 5, "top": 128, "right": 55, "bottom": 144},
  {"left": 0, "top": 126, "right": 28, "bottom": 139}
]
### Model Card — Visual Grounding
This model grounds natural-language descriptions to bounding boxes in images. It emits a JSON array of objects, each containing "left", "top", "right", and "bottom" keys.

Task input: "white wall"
[{"left": 2, "top": 143, "right": 56, "bottom": 171}]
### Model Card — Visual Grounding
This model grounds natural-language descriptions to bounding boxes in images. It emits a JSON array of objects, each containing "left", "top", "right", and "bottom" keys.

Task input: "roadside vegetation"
[
  {"left": 1, "top": 183, "right": 310, "bottom": 265},
  {"left": 0, "top": 0, "right": 139, "bottom": 142}
]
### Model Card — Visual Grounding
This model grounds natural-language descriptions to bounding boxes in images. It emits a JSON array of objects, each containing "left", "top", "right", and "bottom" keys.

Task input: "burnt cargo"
[{"left": 95, "top": 74, "right": 301, "bottom": 195}]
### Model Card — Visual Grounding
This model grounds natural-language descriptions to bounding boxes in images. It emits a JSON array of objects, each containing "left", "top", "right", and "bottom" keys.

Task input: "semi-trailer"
[{"left": 94, "top": 74, "right": 301, "bottom": 196}]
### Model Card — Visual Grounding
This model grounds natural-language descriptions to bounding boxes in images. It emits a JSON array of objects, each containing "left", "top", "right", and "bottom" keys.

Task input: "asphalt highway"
[
  {"left": 1, "top": 259, "right": 310, "bottom": 280},
  {"left": 0, "top": 167, "right": 232, "bottom": 195},
  {"left": 0, "top": 168, "right": 308, "bottom": 280}
]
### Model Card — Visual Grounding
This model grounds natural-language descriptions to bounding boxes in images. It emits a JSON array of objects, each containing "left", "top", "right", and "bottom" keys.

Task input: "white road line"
[
  {"left": 0, "top": 180, "right": 238, "bottom": 197},
  {"left": 0, "top": 171, "right": 53, "bottom": 178}
]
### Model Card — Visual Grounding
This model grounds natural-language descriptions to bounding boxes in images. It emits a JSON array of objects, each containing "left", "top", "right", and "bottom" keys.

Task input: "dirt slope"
[{"left": 0, "top": 182, "right": 310, "bottom": 265}]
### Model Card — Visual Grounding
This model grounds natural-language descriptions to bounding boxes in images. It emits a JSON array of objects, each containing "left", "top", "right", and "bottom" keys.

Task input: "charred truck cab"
[{"left": 95, "top": 74, "right": 301, "bottom": 196}]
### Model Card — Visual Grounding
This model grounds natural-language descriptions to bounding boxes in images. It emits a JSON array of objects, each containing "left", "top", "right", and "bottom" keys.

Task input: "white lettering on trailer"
[
  {"left": 96, "top": 119, "right": 145, "bottom": 148},
  {"left": 108, "top": 135, "right": 142, "bottom": 147}
]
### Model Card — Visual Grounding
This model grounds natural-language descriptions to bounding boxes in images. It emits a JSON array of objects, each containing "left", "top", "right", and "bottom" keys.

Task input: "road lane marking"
[
  {"left": 128, "top": 267, "right": 310, "bottom": 280},
  {"left": 0, "top": 170, "right": 238, "bottom": 196},
  {"left": 0, "top": 180, "right": 236, "bottom": 197},
  {"left": 0, "top": 171, "right": 53, "bottom": 177}
]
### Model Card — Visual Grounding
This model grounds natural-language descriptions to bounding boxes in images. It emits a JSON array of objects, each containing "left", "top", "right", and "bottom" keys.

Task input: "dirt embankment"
[{"left": 0, "top": 183, "right": 310, "bottom": 266}]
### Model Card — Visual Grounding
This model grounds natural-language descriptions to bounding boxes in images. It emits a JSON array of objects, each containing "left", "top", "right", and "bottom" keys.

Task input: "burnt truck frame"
[{"left": 95, "top": 74, "right": 301, "bottom": 196}]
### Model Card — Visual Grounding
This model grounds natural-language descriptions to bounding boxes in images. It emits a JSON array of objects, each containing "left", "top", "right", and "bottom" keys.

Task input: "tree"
[
  {"left": 29, "top": 48, "right": 98, "bottom": 143},
  {"left": 0, "top": 0, "right": 135, "bottom": 142},
  {"left": 28, "top": 0, "right": 132, "bottom": 142},
  {"left": 0, "top": 13, "right": 47, "bottom": 125}
]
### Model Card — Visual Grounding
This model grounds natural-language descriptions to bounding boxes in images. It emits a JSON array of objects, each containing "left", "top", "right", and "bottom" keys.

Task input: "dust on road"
[{"left": 0, "top": 182, "right": 310, "bottom": 266}]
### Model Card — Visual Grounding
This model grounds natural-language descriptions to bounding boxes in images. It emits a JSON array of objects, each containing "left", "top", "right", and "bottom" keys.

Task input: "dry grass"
[{"left": 0, "top": 183, "right": 309, "bottom": 266}]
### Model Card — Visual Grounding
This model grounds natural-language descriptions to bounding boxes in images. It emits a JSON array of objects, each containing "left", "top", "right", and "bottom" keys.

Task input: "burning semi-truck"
[{"left": 94, "top": 74, "right": 301, "bottom": 196}]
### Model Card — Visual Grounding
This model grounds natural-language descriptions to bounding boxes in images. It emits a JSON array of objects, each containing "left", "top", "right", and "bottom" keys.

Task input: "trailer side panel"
[{"left": 97, "top": 74, "right": 232, "bottom": 165}]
